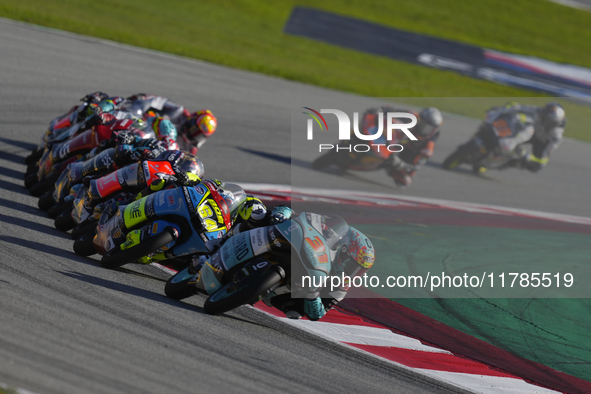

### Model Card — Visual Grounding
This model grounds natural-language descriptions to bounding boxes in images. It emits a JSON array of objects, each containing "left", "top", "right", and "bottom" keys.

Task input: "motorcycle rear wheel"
[
  {"left": 203, "top": 268, "right": 283, "bottom": 315},
  {"left": 25, "top": 148, "right": 43, "bottom": 165},
  {"left": 38, "top": 192, "right": 55, "bottom": 211},
  {"left": 100, "top": 228, "right": 175, "bottom": 269},
  {"left": 24, "top": 173, "right": 38, "bottom": 189},
  {"left": 71, "top": 220, "right": 98, "bottom": 240},
  {"left": 29, "top": 172, "right": 59, "bottom": 197},
  {"left": 55, "top": 210, "right": 76, "bottom": 232},
  {"left": 73, "top": 231, "right": 97, "bottom": 257},
  {"left": 165, "top": 267, "right": 198, "bottom": 300},
  {"left": 48, "top": 199, "right": 74, "bottom": 219}
]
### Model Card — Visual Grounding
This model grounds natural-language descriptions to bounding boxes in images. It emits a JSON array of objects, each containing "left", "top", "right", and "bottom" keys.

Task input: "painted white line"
[
  {"left": 285, "top": 319, "right": 451, "bottom": 353},
  {"left": 419, "top": 371, "right": 562, "bottom": 394},
  {"left": 251, "top": 306, "right": 561, "bottom": 394}
]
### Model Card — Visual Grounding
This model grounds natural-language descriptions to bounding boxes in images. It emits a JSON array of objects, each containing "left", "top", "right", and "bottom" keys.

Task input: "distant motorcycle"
[{"left": 443, "top": 110, "right": 533, "bottom": 173}]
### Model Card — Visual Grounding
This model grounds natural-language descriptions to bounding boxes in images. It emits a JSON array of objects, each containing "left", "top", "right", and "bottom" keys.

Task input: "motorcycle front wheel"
[
  {"left": 73, "top": 231, "right": 97, "bottom": 257},
  {"left": 203, "top": 267, "right": 283, "bottom": 315},
  {"left": 100, "top": 228, "right": 175, "bottom": 269},
  {"left": 48, "top": 199, "right": 74, "bottom": 219},
  {"left": 165, "top": 267, "right": 198, "bottom": 300}
]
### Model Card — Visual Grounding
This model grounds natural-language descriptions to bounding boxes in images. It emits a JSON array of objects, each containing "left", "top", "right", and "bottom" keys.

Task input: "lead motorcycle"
[
  {"left": 92, "top": 180, "right": 243, "bottom": 270},
  {"left": 442, "top": 110, "right": 534, "bottom": 173},
  {"left": 164, "top": 212, "right": 346, "bottom": 316}
]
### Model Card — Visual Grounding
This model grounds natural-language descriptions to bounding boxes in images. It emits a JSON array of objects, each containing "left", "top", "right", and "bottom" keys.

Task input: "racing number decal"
[
  {"left": 97, "top": 172, "right": 120, "bottom": 197},
  {"left": 493, "top": 119, "right": 512, "bottom": 138},
  {"left": 198, "top": 204, "right": 213, "bottom": 218},
  {"left": 305, "top": 236, "right": 329, "bottom": 264},
  {"left": 198, "top": 201, "right": 224, "bottom": 231}
]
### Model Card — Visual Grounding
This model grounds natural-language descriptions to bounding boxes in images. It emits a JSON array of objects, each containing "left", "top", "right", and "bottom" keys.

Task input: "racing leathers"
[{"left": 480, "top": 103, "right": 565, "bottom": 172}]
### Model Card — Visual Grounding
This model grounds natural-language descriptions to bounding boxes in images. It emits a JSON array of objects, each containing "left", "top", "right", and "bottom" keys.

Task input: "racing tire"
[
  {"left": 73, "top": 231, "right": 97, "bottom": 256},
  {"left": 203, "top": 267, "right": 283, "bottom": 315},
  {"left": 442, "top": 149, "right": 465, "bottom": 170},
  {"left": 24, "top": 173, "right": 38, "bottom": 189},
  {"left": 71, "top": 220, "right": 98, "bottom": 240},
  {"left": 29, "top": 172, "right": 58, "bottom": 197},
  {"left": 38, "top": 192, "right": 55, "bottom": 211},
  {"left": 54, "top": 209, "right": 75, "bottom": 232},
  {"left": 48, "top": 200, "right": 73, "bottom": 219},
  {"left": 26, "top": 163, "right": 38, "bottom": 178},
  {"left": 165, "top": 267, "right": 198, "bottom": 300},
  {"left": 100, "top": 228, "right": 175, "bottom": 269},
  {"left": 25, "top": 149, "right": 43, "bottom": 165}
]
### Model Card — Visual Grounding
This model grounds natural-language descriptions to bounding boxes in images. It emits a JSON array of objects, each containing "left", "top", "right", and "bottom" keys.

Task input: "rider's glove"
[
  {"left": 303, "top": 298, "right": 326, "bottom": 321},
  {"left": 172, "top": 165, "right": 191, "bottom": 186},
  {"left": 270, "top": 205, "right": 294, "bottom": 224},
  {"left": 116, "top": 130, "right": 136, "bottom": 145},
  {"left": 99, "top": 139, "right": 118, "bottom": 150}
]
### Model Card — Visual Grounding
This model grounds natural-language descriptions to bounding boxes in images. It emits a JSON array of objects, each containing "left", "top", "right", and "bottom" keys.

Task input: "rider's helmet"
[
  {"left": 201, "top": 179, "right": 246, "bottom": 227},
  {"left": 147, "top": 116, "right": 178, "bottom": 141},
  {"left": 332, "top": 227, "right": 376, "bottom": 285},
  {"left": 180, "top": 110, "right": 217, "bottom": 149},
  {"left": 539, "top": 102, "right": 566, "bottom": 131},
  {"left": 157, "top": 150, "right": 205, "bottom": 179},
  {"left": 413, "top": 107, "right": 443, "bottom": 138}
]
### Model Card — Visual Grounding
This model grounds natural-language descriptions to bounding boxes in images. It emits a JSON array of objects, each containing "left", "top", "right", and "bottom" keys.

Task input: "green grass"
[{"left": 1, "top": 0, "right": 591, "bottom": 141}]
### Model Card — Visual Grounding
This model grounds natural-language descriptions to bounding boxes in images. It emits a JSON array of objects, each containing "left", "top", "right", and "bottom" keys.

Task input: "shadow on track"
[
  {"left": 0, "top": 214, "right": 64, "bottom": 235},
  {"left": 58, "top": 270, "right": 208, "bottom": 313},
  {"left": 0, "top": 197, "right": 48, "bottom": 218},
  {"left": 0, "top": 137, "right": 38, "bottom": 151},
  {"left": 0, "top": 150, "right": 26, "bottom": 163},
  {"left": 0, "top": 166, "right": 25, "bottom": 181},
  {"left": 0, "top": 235, "right": 85, "bottom": 262},
  {"left": 0, "top": 179, "right": 30, "bottom": 196},
  {"left": 238, "top": 147, "right": 400, "bottom": 190}
]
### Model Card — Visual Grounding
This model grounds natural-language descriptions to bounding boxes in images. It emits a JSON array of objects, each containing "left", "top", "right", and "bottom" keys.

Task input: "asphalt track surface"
[{"left": 0, "top": 18, "right": 589, "bottom": 393}]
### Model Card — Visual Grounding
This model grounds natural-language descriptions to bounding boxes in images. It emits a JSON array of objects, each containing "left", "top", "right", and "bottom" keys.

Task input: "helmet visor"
[{"left": 323, "top": 215, "right": 348, "bottom": 249}]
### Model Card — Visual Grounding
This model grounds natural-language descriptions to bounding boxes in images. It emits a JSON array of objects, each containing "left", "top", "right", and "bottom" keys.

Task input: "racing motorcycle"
[
  {"left": 40, "top": 138, "right": 168, "bottom": 216},
  {"left": 61, "top": 151, "right": 203, "bottom": 248},
  {"left": 39, "top": 146, "right": 122, "bottom": 214},
  {"left": 312, "top": 111, "right": 404, "bottom": 172},
  {"left": 442, "top": 112, "right": 533, "bottom": 173},
  {"left": 164, "top": 212, "right": 346, "bottom": 316},
  {"left": 91, "top": 180, "right": 243, "bottom": 270},
  {"left": 26, "top": 118, "right": 151, "bottom": 196}
]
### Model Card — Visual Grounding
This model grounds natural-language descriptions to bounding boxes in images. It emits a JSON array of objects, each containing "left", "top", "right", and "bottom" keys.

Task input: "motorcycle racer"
[
  {"left": 312, "top": 106, "right": 443, "bottom": 187},
  {"left": 47, "top": 92, "right": 217, "bottom": 154},
  {"left": 190, "top": 205, "right": 376, "bottom": 321},
  {"left": 125, "top": 94, "right": 218, "bottom": 155},
  {"left": 384, "top": 106, "right": 443, "bottom": 186},
  {"left": 490, "top": 102, "right": 566, "bottom": 173}
]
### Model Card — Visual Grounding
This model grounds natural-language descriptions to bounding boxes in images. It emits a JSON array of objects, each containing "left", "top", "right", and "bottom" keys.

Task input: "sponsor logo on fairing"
[{"left": 302, "top": 107, "right": 418, "bottom": 152}]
